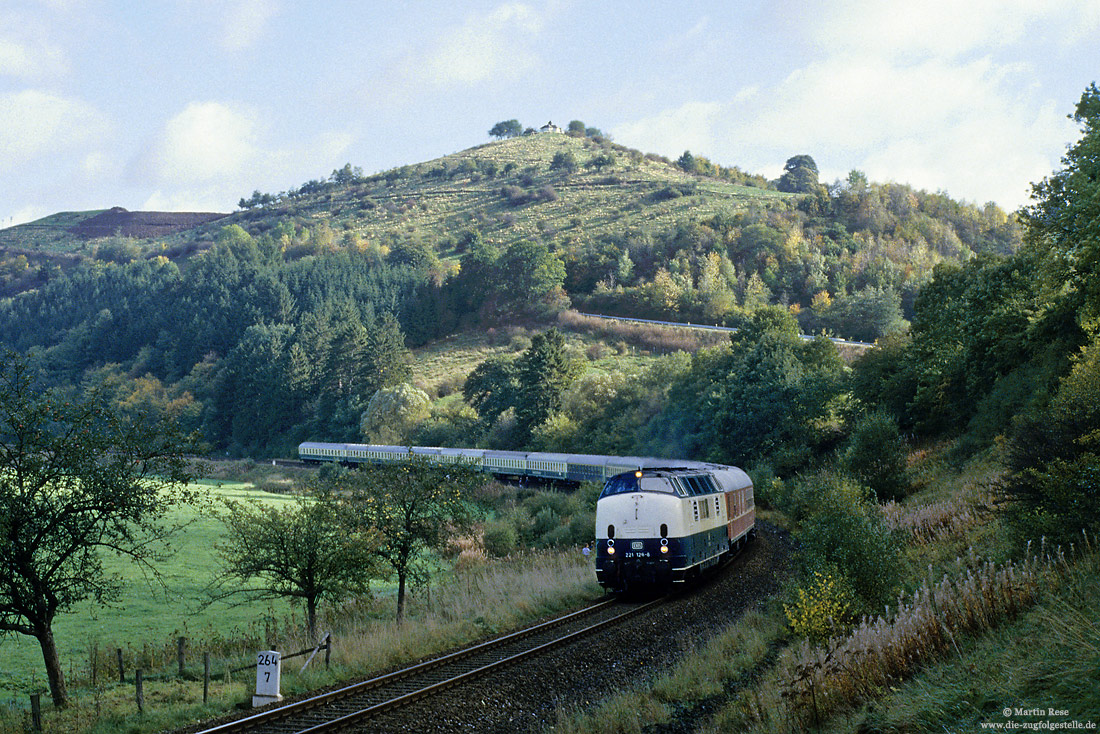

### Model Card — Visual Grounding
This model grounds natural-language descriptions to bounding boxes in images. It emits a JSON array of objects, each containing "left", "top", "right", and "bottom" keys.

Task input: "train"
[
  {"left": 594, "top": 465, "right": 755, "bottom": 592},
  {"left": 297, "top": 442, "right": 755, "bottom": 591}
]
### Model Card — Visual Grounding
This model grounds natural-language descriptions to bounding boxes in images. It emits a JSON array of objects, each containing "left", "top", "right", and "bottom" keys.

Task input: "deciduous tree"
[
  {"left": 212, "top": 492, "right": 381, "bottom": 640},
  {"left": 488, "top": 119, "right": 523, "bottom": 139},
  {"left": 338, "top": 456, "right": 484, "bottom": 621},
  {"left": 0, "top": 351, "right": 198, "bottom": 707}
]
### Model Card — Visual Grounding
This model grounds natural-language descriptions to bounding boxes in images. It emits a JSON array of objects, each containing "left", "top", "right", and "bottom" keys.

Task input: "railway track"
[{"left": 195, "top": 596, "right": 663, "bottom": 734}]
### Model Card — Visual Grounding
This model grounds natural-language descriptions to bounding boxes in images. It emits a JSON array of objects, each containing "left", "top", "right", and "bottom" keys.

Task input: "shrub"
[
  {"left": 784, "top": 569, "right": 856, "bottom": 641},
  {"left": 482, "top": 520, "right": 518, "bottom": 557},
  {"left": 795, "top": 473, "right": 904, "bottom": 613},
  {"left": 550, "top": 151, "right": 577, "bottom": 173},
  {"left": 841, "top": 409, "right": 910, "bottom": 501}
]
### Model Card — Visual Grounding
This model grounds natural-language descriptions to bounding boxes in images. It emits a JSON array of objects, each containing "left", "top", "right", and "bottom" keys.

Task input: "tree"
[
  {"left": 550, "top": 150, "right": 578, "bottom": 173},
  {"left": 777, "top": 154, "right": 821, "bottom": 194},
  {"left": 361, "top": 383, "right": 431, "bottom": 443},
  {"left": 677, "top": 150, "right": 697, "bottom": 173},
  {"left": 841, "top": 410, "right": 910, "bottom": 501},
  {"left": 567, "top": 120, "right": 586, "bottom": 136},
  {"left": 513, "top": 328, "right": 584, "bottom": 441},
  {"left": 212, "top": 493, "right": 380, "bottom": 640},
  {"left": 1022, "top": 82, "right": 1100, "bottom": 334},
  {"left": 464, "top": 355, "right": 519, "bottom": 426},
  {"left": 489, "top": 119, "right": 523, "bottom": 139},
  {"left": 497, "top": 240, "right": 568, "bottom": 313},
  {"left": 0, "top": 351, "right": 197, "bottom": 707},
  {"left": 339, "top": 456, "right": 485, "bottom": 621},
  {"left": 673, "top": 307, "right": 845, "bottom": 470}
]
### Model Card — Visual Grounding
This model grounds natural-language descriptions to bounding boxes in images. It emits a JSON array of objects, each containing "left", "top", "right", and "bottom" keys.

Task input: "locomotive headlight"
[
  {"left": 607, "top": 546, "right": 615, "bottom": 555},
  {"left": 660, "top": 545, "right": 669, "bottom": 554}
]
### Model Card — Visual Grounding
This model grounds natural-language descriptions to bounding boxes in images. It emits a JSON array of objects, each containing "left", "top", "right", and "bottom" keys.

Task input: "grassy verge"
[{"left": 817, "top": 542, "right": 1100, "bottom": 732}]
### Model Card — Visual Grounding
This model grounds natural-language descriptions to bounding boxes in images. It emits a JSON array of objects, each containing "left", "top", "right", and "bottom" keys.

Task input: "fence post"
[
  {"left": 325, "top": 634, "right": 332, "bottom": 669},
  {"left": 29, "top": 693, "right": 42, "bottom": 732},
  {"left": 117, "top": 648, "right": 125, "bottom": 684},
  {"left": 135, "top": 669, "right": 144, "bottom": 714},
  {"left": 177, "top": 637, "right": 186, "bottom": 677},
  {"left": 203, "top": 652, "right": 211, "bottom": 704}
]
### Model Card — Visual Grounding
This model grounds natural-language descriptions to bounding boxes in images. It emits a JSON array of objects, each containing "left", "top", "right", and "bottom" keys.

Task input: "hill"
[
  {"left": 231, "top": 133, "right": 788, "bottom": 257},
  {"left": 0, "top": 207, "right": 227, "bottom": 252}
]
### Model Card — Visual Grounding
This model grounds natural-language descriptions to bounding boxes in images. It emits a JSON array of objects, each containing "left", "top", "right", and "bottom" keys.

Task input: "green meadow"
[{"left": 0, "top": 481, "right": 298, "bottom": 697}]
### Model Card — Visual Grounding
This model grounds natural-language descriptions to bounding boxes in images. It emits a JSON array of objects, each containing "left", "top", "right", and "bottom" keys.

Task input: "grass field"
[
  {"left": 0, "top": 470, "right": 602, "bottom": 734},
  {"left": 0, "top": 482, "right": 298, "bottom": 697}
]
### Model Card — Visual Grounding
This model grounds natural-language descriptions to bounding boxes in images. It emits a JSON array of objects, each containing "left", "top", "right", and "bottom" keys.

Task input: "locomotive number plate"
[{"left": 632, "top": 541, "right": 644, "bottom": 550}]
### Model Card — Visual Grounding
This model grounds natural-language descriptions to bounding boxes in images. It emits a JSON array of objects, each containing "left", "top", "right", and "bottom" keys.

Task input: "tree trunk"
[
  {"left": 396, "top": 571, "right": 406, "bottom": 623},
  {"left": 306, "top": 596, "right": 318, "bottom": 641},
  {"left": 36, "top": 624, "right": 67, "bottom": 707}
]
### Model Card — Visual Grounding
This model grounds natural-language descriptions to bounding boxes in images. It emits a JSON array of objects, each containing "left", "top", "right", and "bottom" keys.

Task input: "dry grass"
[
  {"left": 6, "top": 550, "right": 601, "bottom": 734},
  {"left": 725, "top": 539, "right": 1082, "bottom": 733},
  {"left": 881, "top": 491, "right": 994, "bottom": 545},
  {"left": 556, "top": 310, "right": 728, "bottom": 354}
]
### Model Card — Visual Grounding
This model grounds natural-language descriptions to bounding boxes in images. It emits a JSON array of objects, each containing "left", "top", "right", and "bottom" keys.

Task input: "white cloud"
[
  {"left": 220, "top": 0, "right": 278, "bottom": 51},
  {"left": 409, "top": 3, "right": 544, "bottom": 87},
  {"left": 613, "top": 3, "right": 1083, "bottom": 209},
  {"left": 140, "top": 101, "right": 258, "bottom": 183},
  {"left": 0, "top": 38, "right": 68, "bottom": 79},
  {"left": 613, "top": 101, "right": 724, "bottom": 160},
  {"left": 0, "top": 90, "right": 107, "bottom": 171},
  {"left": 814, "top": 0, "right": 1098, "bottom": 59},
  {"left": 133, "top": 101, "right": 354, "bottom": 211}
]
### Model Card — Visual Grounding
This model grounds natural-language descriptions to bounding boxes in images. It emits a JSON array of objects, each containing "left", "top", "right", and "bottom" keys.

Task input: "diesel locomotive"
[{"left": 594, "top": 465, "right": 755, "bottom": 592}]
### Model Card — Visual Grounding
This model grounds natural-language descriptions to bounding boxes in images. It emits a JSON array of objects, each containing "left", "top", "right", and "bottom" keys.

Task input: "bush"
[
  {"left": 794, "top": 472, "right": 904, "bottom": 613},
  {"left": 1003, "top": 334, "right": 1100, "bottom": 543},
  {"left": 550, "top": 151, "right": 577, "bottom": 173},
  {"left": 841, "top": 409, "right": 910, "bottom": 501},
  {"left": 482, "top": 520, "right": 518, "bottom": 557},
  {"left": 784, "top": 569, "right": 856, "bottom": 641}
]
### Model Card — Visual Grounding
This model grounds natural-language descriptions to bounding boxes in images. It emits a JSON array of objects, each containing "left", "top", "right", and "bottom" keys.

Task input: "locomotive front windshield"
[
  {"left": 600, "top": 472, "right": 709, "bottom": 498},
  {"left": 600, "top": 471, "right": 724, "bottom": 499}
]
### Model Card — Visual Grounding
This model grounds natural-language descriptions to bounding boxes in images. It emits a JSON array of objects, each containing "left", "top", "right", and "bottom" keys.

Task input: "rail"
[{"left": 194, "top": 597, "right": 663, "bottom": 733}]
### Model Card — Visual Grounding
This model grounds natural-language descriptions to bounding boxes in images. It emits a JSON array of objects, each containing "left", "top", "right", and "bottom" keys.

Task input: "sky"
[{"left": 2, "top": 0, "right": 1098, "bottom": 228}]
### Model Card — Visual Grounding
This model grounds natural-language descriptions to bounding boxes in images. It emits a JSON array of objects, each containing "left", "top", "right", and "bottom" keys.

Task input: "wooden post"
[
  {"left": 29, "top": 693, "right": 42, "bottom": 732},
  {"left": 135, "top": 669, "right": 144, "bottom": 713},
  {"left": 325, "top": 634, "right": 332, "bottom": 669},
  {"left": 177, "top": 636, "right": 186, "bottom": 676},
  {"left": 117, "top": 648, "right": 125, "bottom": 683},
  {"left": 203, "top": 652, "right": 211, "bottom": 704}
]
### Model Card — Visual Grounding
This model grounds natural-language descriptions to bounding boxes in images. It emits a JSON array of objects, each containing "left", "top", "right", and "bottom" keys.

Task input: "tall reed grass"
[
  {"left": 881, "top": 492, "right": 993, "bottom": 544},
  {"left": 728, "top": 537, "right": 1083, "bottom": 733}
]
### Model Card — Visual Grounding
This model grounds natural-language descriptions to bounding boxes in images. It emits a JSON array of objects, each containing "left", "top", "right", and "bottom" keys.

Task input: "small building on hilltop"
[{"left": 539, "top": 121, "right": 563, "bottom": 134}]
